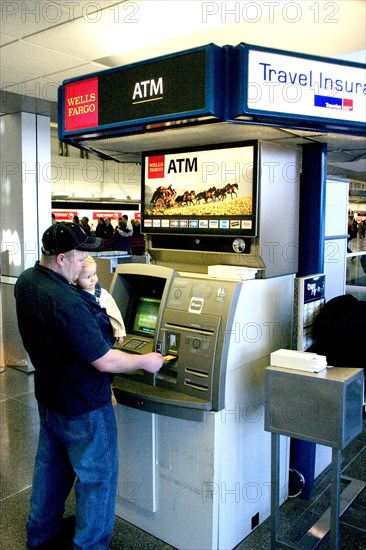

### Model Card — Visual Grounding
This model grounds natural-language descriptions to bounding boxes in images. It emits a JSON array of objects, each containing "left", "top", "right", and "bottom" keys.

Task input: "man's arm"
[{"left": 92, "top": 348, "right": 163, "bottom": 374}]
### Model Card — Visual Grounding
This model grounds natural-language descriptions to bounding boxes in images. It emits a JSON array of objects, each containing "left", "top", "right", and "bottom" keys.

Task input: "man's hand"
[
  {"left": 142, "top": 352, "right": 164, "bottom": 373},
  {"left": 92, "top": 349, "right": 164, "bottom": 374}
]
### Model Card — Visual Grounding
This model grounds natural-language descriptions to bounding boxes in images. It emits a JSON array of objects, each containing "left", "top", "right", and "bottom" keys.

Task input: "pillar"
[
  {"left": 0, "top": 112, "right": 51, "bottom": 369},
  {"left": 291, "top": 142, "right": 327, "bottom": 500}
]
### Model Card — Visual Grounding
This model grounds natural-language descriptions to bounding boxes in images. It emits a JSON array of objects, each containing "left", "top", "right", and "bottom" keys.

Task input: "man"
[
  {"left": 14, "top": 222, "right": 163, "bottom": 550},
  {"left": 101, "top": 216, "right": 114, "bottom": 251},
  {"left": 116, "top": 215, "right": 133, "bottom": 238},
  {"left": 103, "top": 217, "right": 114, "bottom": 239}
]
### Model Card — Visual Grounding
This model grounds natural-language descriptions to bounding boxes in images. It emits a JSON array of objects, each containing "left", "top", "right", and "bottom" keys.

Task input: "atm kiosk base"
[
  {"left": 113, "top": 272, "right": 294, "bottom": 549},
  {"left": 115, "top": 361, "right": 290, "bottom": 550}
]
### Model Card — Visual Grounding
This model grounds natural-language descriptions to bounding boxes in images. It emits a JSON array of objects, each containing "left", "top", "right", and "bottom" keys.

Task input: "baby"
[{"left": 75, "top": 256, "right": 126, "bottom": 345}]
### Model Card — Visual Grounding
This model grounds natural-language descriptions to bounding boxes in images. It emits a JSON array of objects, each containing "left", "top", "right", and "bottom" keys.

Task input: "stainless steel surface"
[
  {"left": 266, "top": 366, "right": 365, "bottom": 550},
  {"left": 265, "top": 366, "right": 364, "bottom": 449}
]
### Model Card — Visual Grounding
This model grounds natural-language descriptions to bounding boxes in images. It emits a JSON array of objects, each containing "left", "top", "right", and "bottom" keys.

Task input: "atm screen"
[{"left": 132, "top": 297, "right": 161, "bottom": 336}]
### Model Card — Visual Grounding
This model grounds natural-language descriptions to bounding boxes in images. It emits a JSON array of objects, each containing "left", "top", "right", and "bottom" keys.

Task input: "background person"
[
  {"left": 95, "top": 216, "right": 106, "bottom": 238},
  {"left": 14, "top": 221, "right": 163, "bottom": 550},
  {"left": 80, "top": 216, "right": 91, "bottom": 236},
  {"left": 131, "top": 219, "right": 145, "bottom": 255},
  {"left": 116, "top": 214, "right": 133, "bottom": 237},
  {"left": 110, "top": 217, "right": 132, "bottom": 253},
  {"left": 102, "top": 216, "right": 114, "bottom": 250}
]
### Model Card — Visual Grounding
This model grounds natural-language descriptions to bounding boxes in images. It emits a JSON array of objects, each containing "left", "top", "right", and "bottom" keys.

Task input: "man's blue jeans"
[{"left": 27, "top": 402, "right": 118, "bottom": 549}]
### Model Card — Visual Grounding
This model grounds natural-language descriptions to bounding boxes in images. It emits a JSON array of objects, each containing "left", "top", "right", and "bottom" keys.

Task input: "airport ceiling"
[{"left": 0, "top": 0, "right": 365, "bottom": 190}]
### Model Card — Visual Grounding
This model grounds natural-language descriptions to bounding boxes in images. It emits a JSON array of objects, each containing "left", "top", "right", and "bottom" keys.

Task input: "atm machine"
[
  {"left": 108, "top": 140, "right": 300, "bottom": 549},
  {"left": 110, "top": 263, "right": 293, "bottom": 550}
]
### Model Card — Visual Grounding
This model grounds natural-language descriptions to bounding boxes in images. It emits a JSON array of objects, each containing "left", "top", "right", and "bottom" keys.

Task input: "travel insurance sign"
[{"left": 232, "top": 45, "right": 366, "bottom": 133}]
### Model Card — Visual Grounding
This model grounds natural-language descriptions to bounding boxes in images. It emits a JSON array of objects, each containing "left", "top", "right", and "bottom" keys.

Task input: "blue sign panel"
[{"left": 229, "top": 43, "right": 366, "bottom": 135}]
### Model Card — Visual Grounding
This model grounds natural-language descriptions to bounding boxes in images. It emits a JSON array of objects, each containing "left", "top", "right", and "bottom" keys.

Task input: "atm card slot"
[
  {"left": 185, "top": 368, "right": 209, "bottom": 378},
  {"left": 184, "top": 380, "right": 209, "bottom": 391}
]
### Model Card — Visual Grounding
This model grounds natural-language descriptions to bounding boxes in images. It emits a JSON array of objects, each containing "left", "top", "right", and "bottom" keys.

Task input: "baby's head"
[{"left": 75, "top": 256, "right": 98, "bottom": 291}]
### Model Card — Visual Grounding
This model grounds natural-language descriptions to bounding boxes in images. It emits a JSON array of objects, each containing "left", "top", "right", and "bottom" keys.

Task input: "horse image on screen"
[{"left": 142, "top": 141, "right": 258, "bottom": 237}]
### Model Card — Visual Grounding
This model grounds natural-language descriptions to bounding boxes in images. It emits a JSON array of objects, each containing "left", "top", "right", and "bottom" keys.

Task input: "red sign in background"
[
  {"left": 53, "top": 212, "right": 140, "bottom": 222},
  {"left": 92, "top": 212, "right": 121, "bottom": 221},
  {"left": 53, "top": 211, "right": 78, "bottom": 221},
  {"left": 64, "top": 77, "right": 99, "bottom": 132}
]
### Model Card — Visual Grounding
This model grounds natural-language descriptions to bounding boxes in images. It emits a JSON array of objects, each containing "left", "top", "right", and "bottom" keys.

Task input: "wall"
[{"left": 50, "top": 131, "right": 142, "bottom": 203}]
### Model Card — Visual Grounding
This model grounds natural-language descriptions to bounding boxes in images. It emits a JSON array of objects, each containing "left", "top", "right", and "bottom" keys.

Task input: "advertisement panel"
[{"left": 142, "top": 141, "right": 258, "bottom": 237}]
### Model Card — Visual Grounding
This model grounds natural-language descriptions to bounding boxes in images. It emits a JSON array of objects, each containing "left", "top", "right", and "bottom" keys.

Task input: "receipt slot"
[{"left": 110, "top": 265, "right": 295, "bottom": 550}]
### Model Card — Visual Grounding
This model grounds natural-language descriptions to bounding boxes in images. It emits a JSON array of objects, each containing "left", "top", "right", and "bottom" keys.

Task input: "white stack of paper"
[
  {"left": 270, "top": 349, "right": 327, "bottom": 373},
  {"left": 208, "top": 265, "right": 259, "bottom": 281}
]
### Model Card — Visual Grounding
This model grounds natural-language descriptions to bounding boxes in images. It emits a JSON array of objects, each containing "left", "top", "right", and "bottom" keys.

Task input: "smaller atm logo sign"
[
  {"left": 147, "top": 155, "right": 165, "bottom": 178},
  {"left": 314, "top": 94, "right": 353, "bottom": 112},
  {"left": 64, "top": 77, "right": 98, "bottom": 131}
]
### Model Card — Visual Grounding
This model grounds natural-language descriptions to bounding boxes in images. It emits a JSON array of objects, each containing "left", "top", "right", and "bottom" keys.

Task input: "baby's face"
[{"left": 77, "top": 263, "right": 98, "bottom": 291}]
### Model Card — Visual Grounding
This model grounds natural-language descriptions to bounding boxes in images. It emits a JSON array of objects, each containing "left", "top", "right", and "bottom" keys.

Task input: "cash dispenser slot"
[{"left": 185, "top": 367, "right": 209, "bottom": 378}]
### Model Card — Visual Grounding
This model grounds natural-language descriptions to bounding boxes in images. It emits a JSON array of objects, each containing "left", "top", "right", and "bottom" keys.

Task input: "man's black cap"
[{"left": 42, "top": 222, "right": 103, "bottom": 256}]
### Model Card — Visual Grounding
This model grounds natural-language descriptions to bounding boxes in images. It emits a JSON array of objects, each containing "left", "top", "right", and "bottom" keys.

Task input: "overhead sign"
[
  {"left": 64, "top": 77, "right": 98, "bottom": 132},
  {"left": 231, "top": 44, "right": 366, "bottom": 133},
  {"left": 59, "top": 44, "right": 224, "bottom": 138}
]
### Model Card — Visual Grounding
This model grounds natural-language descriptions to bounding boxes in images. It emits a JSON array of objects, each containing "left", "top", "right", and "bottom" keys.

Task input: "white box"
[{"left": 270, "top": 349, "right": 327, "bottom": 373}]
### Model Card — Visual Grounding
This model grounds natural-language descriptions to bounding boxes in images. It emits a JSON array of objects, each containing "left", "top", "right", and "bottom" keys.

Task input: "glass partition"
[{"left": 346, "top": 234, "right": 366, "bottom": 300}]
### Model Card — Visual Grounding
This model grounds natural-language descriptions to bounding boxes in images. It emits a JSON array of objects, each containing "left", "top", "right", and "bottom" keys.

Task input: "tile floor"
[{"left": 1, "top": 367, "right": 365, "bottom": 550}]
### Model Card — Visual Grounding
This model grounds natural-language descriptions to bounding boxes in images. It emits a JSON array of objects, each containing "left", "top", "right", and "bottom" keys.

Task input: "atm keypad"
[{"left": 123, "top": 338, "right": 148, "bottom": 351}]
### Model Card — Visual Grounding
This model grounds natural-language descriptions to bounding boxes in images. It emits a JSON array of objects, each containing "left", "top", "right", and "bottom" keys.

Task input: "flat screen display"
[
  {"left": 132, "top": 297, "right": 161, "bottom": 336},
  {"left": 141, "top": 141, "right": 258, "bottom": 237}
]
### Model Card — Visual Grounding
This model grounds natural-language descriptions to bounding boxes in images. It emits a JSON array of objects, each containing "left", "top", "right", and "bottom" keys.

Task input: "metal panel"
[
  {"left": 265, "top": 366, "right": 364, "bottom": 449},
  {"left": 115, "top": 405, "right": 157, "bottom": 513}
]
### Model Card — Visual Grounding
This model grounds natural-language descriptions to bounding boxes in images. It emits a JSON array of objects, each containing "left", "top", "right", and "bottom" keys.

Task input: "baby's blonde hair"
[{"left": 78, "top": 256, "right": 97, "bottom": 275}]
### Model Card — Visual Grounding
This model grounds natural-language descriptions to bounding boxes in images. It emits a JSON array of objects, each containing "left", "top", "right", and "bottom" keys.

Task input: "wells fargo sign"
[
  {"left": 64, "top": 77, "right": 99, "bottom": 131},
  {"left": 59, "top": 45, "right": 224, "bottom": 138}
]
